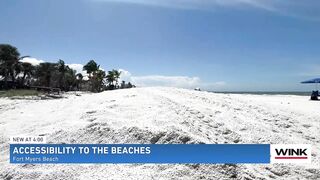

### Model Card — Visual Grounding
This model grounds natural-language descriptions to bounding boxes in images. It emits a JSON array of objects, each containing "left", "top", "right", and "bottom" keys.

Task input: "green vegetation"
[
  {"left": 106, "top": 69, "right": 121, "bottom": 90},
  {"left": 83, "top": 60, "right": 105, "bottom": 92},
  {"left": 0, "top": 44, "right": 30, "bottom": 88},
  {"left": 0, "top": 44, "right": 135, "bottom": 93},
  {"left": 0, "top": 89, "right": 41, "bottom": 97}
]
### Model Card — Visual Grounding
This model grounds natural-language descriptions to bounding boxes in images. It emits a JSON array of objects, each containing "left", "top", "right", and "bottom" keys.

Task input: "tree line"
[{"left": 0, "top": 44, "right": 134, "bottom": 92}]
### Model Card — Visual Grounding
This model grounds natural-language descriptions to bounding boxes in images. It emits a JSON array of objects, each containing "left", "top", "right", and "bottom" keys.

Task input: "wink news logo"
[{"left": 270, "top": 144, "right": 311, "bottom": 163}]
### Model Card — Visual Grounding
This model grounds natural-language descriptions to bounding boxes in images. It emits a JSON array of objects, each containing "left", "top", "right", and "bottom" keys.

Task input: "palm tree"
[
  {"left": 0, "top": 44, "right": 29, "bottom": 88},
  {"left": 106, "top": 69, "right": 121, "bottom": 89},
  {"left": 0, "top": 44, "right": 19, "bottom": 85},
  {"left": 57, "top": 59, "right": 67, "bottom": 90},
  {"left": 95, "top": 69, "right": 106, "bottom": 92},
  {"left": 106, "top": 70, "right": 116, "bottom": 88},
  {"left": 83, "top": 60, "right": 99, "bottom": 78},
  {"left": 35, "top": 62, "right": 56, "bottom": 87},
  {"left": 20, "top": 62, "right": 35, "bottom": 86},
  {"left": 113, "top": 69, "right": 121, "bottom": 88},
  {"left": 64, "top": 67, "right": 77, "bottom": 91},
  {"left": 83, "top": 60, "right": 107, "bottom": 92},
  {"left": 13, "top": 62, "right": 23, "bottom": 80}
]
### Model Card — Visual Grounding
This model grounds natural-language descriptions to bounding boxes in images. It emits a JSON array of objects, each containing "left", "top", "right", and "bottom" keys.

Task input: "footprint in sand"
[
  {"left": 86, "top": 110, "right": 97, "bottom": 114},
  {"left": 87, "top": 118, "right": 97, "bottom": 122},
  {"left": 302, "top": 124, "right": 312, "bottom": 128},
  {"left": 197, "top": 114, "right": 205, "bottom": 119},
  {"left": 222, "top": 129, "right": 232, "bottom": 135}
]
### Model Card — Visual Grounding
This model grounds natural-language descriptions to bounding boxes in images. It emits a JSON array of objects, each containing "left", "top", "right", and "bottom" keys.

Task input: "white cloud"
[
  {"left": 20, "top": 57, "right": 44, "bottom": 66},
  {"left": 93, "top": 0, "right": 273, "bottom": 10},
  {"left": 67, "top": 64, "right": 84, "bottom": 74},
  {"left": 67, "top": 63, "right": 91, "bottom": 80},
  {"left": 132, "top": 75, "right": 201, "bottom": 88},
  {"left": 119, "top": 69, "right": 133, "bottom": 82},
  {"left": 119, "top": 69, "right": 226, "bottom": 90},
  {"left": 93, "top": 0, "right": 320, "bottom": 21}
]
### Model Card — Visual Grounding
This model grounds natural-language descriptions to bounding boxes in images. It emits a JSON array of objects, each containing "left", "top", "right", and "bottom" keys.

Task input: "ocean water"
[{"left": 213, "top": 91, "right": 311, "bottom": 96}]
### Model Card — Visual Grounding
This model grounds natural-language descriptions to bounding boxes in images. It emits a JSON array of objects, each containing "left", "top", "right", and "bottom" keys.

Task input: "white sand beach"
[{"left": 0, "top": 87, "right": 319, "bottom": 179}]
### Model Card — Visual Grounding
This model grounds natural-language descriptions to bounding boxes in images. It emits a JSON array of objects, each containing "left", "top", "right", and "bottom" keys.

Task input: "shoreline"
[{"left": 212, "top": 91, "right": 311, "bottom": 96}]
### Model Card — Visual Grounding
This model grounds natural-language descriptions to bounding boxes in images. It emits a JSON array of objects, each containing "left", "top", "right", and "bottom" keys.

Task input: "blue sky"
[{"left": 1, "top": 0, "right": 320, "bottom": 91}]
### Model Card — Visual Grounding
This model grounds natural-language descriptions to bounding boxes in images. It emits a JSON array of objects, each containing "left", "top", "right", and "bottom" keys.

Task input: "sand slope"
[{"left": 0, "top": 87, "right": 319, "bottom": 179}]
